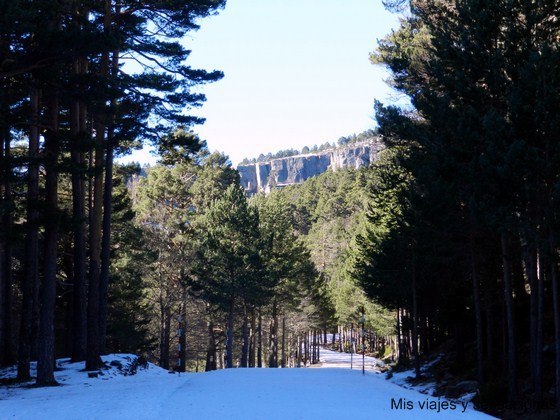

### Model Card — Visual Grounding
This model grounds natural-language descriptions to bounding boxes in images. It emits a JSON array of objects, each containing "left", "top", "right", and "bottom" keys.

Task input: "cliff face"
[
  {"left": 330, "top": 142, "right": 382, "bottom": 170},
  {"left": 238, "top": 138, "right": 384, "bottom": 194}
]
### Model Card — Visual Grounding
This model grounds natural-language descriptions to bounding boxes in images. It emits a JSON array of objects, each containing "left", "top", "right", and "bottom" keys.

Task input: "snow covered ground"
[
  {"left": 317, "top": 346, "right": 385, "bottom": 371},
  {"left": 0, "top": 352, "right": 495, "bottom": 419}
]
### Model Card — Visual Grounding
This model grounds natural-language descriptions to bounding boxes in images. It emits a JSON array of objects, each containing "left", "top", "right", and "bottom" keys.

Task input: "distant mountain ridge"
[{"left": 237, "top": 137, "right": 384, "bottom": 195}]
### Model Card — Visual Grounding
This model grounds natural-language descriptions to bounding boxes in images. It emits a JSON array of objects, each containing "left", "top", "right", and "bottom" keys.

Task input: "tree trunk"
[
  {"left": 98, "top": 46, "right": 119, "bottom": 356},
  {"left": 62, "top": 254, "right": 74, "bottom": 355},
  {"left": 205, "top": 317, "right": 216, "bottom": 371},
  {"left": 524, "top": 244, "right": 539, "bottom": 398},
  {"left": 226, "top": 298, "right": 235, "bottom": 368},
  {"left": 0, "top": 70, "right": 4, "bottom": 367},
  {"left": 0, "top": 136, "right": 4, "bottom": 365},
  {"left": 98, "top": 140, "right": 113, "bottom": 355},
  {"left": 549, "top": 231, "right": 560, "bottom": 407},
  {"left": 86, "top": 0, "right": 111, "bottom": 371},
  {"left": 257, "top": 309, "right": 262, "bottom": 368},
  {"left": 70, "top": 63, "right": 87, "bottom": 362},
  {"left": 160, "top": 306, "right": 171, "bottom": 370},
  {"left": 536, "top": 249, "right": 544, "bottom": 402},
  {"left": 17, "top": 87, "right": 40, "bottom": 379},
  {"left": 396, "top": 309, "right": 403, "bottom": 363},
  {"left": 484, "top": 283, "right": 495, "bottom": 369},
  {"left": 86, "top": 114, "right": 104, "bottom": 370},
  {"left": 178, "top": 287, "right": 187, "bottom": 372},
  {"left": 501, "top": 232, "right": 517, "bottom": 402},
  {"left": 37, "top": 95, "right": 60, "bottom": 386},
  {"left": 249, "top": 309, "right": 256, "bottom": 368},
  {"left": 501, "top": 296, "right": 507, "bottom": 374},
  {"left": 305, "top": 334, "right": 309, "bottom": 365},
  {"left": 469, "top": 217, "right": 484, "bottom": 385},
  {"left": 241, "top": 304, "right": 248, "bottom": 368},
  {"left": 411, "top": 251, "right": 420, "bottom": 379},
  {"left": 281, "top": 317, "right": 286, "bottom": 368},
  {"left": 338, "top": 325, "right": 342, "bottom": 351},
  {"left": 317, "top": 331, "right": 320, "bottom": 363},
  {"left": 297, "top": 335, "right": 302, "bottom": 367},
  {"left": 312, "top": 330, "right": 317, "bottom": 364},
  {"left": 1, "top": 119, "right": 13, "bottom": 366},
  {"left": 268, "top": 299, "right": 278, "bottom": 368}
]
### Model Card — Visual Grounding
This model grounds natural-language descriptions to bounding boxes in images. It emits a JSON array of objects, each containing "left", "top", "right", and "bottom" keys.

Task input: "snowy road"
[
  {"left": 0, "top": 353, "right": 495, "bottom": 419},
  {"left": 318, "top": 347, "right": 384, "bottom": 371}
]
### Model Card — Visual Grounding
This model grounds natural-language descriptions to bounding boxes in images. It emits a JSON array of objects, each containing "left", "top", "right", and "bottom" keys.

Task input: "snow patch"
[{"left": 0, "top": 352, "right": 494, "bottom": 419}]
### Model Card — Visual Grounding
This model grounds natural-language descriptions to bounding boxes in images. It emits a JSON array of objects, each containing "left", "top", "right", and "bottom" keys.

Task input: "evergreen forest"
[{"left": 1, "top": 0, "right": 560, "bottom": 417}]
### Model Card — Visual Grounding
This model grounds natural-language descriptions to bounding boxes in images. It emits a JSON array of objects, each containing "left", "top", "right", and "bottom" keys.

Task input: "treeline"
[
  {"left": 132, "top": 158, "right": 400, "bottom": 371},
  {"left": 0, "top": 0, "right": 225, "bottom": 386},
  {"left": 130, "top": 154, "right": 330, "bottom": 370},
  {"left": 351, "top": 0, "right": 560, "bottom": 409},
  {"left": 273, "top": 168, "right": 396, "bottom": 359},
  {"left": 336, "top": 129, "right": 379, "bottom": 148},
  {"left": 238, "top": 129, "right": 379, "bottom": 165}
]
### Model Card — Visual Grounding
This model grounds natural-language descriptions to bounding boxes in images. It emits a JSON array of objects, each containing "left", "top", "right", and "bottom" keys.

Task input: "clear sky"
[{"left": 121, "top": 0, "right": 399, "bottom": 166}]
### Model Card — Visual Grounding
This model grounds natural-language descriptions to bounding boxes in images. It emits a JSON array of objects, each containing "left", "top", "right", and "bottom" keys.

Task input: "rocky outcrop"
[
  {"left": 269, "top": 154, "right": 331, "bottom": 185},
  {"left": 237, "top": 165, "right": 258, "bottom": 193},
  {"left": 238, "top": 138, "right": 384, "bottom": 194},
  {"left": 330, "top": 142, "right": 382, "bottom": 170}
]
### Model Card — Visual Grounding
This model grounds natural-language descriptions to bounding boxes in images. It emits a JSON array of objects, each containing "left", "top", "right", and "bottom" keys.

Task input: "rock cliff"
[{"left": 238, "top": 138, "right": 384, "bottom": 194}]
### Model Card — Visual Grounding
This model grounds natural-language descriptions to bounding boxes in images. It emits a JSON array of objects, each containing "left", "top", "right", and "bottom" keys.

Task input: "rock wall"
[
  {"left": 330, "top": 141, "right": 383, "bottom": 171},
  {"left": 238, "top": 138, "right": 384, "bottom": 195}
]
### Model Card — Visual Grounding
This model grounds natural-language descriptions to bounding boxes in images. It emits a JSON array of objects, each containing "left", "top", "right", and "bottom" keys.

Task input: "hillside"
[{"left": 237, "top": 138, "right": 384, "bottom": 195}]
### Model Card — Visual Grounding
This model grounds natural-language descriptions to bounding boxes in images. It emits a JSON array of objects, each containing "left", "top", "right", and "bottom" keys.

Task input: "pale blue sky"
[{"left": 122, "top": 0, "right": 399, "bottom": 166}]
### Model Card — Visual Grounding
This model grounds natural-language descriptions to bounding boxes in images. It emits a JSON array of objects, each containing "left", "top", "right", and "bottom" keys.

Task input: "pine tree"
[
  {"left": 193, "top": 185, "right": 263, "bottom": 368},
  {"left": 369, "top": 0, "right": 560, "bottom": 405}
]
